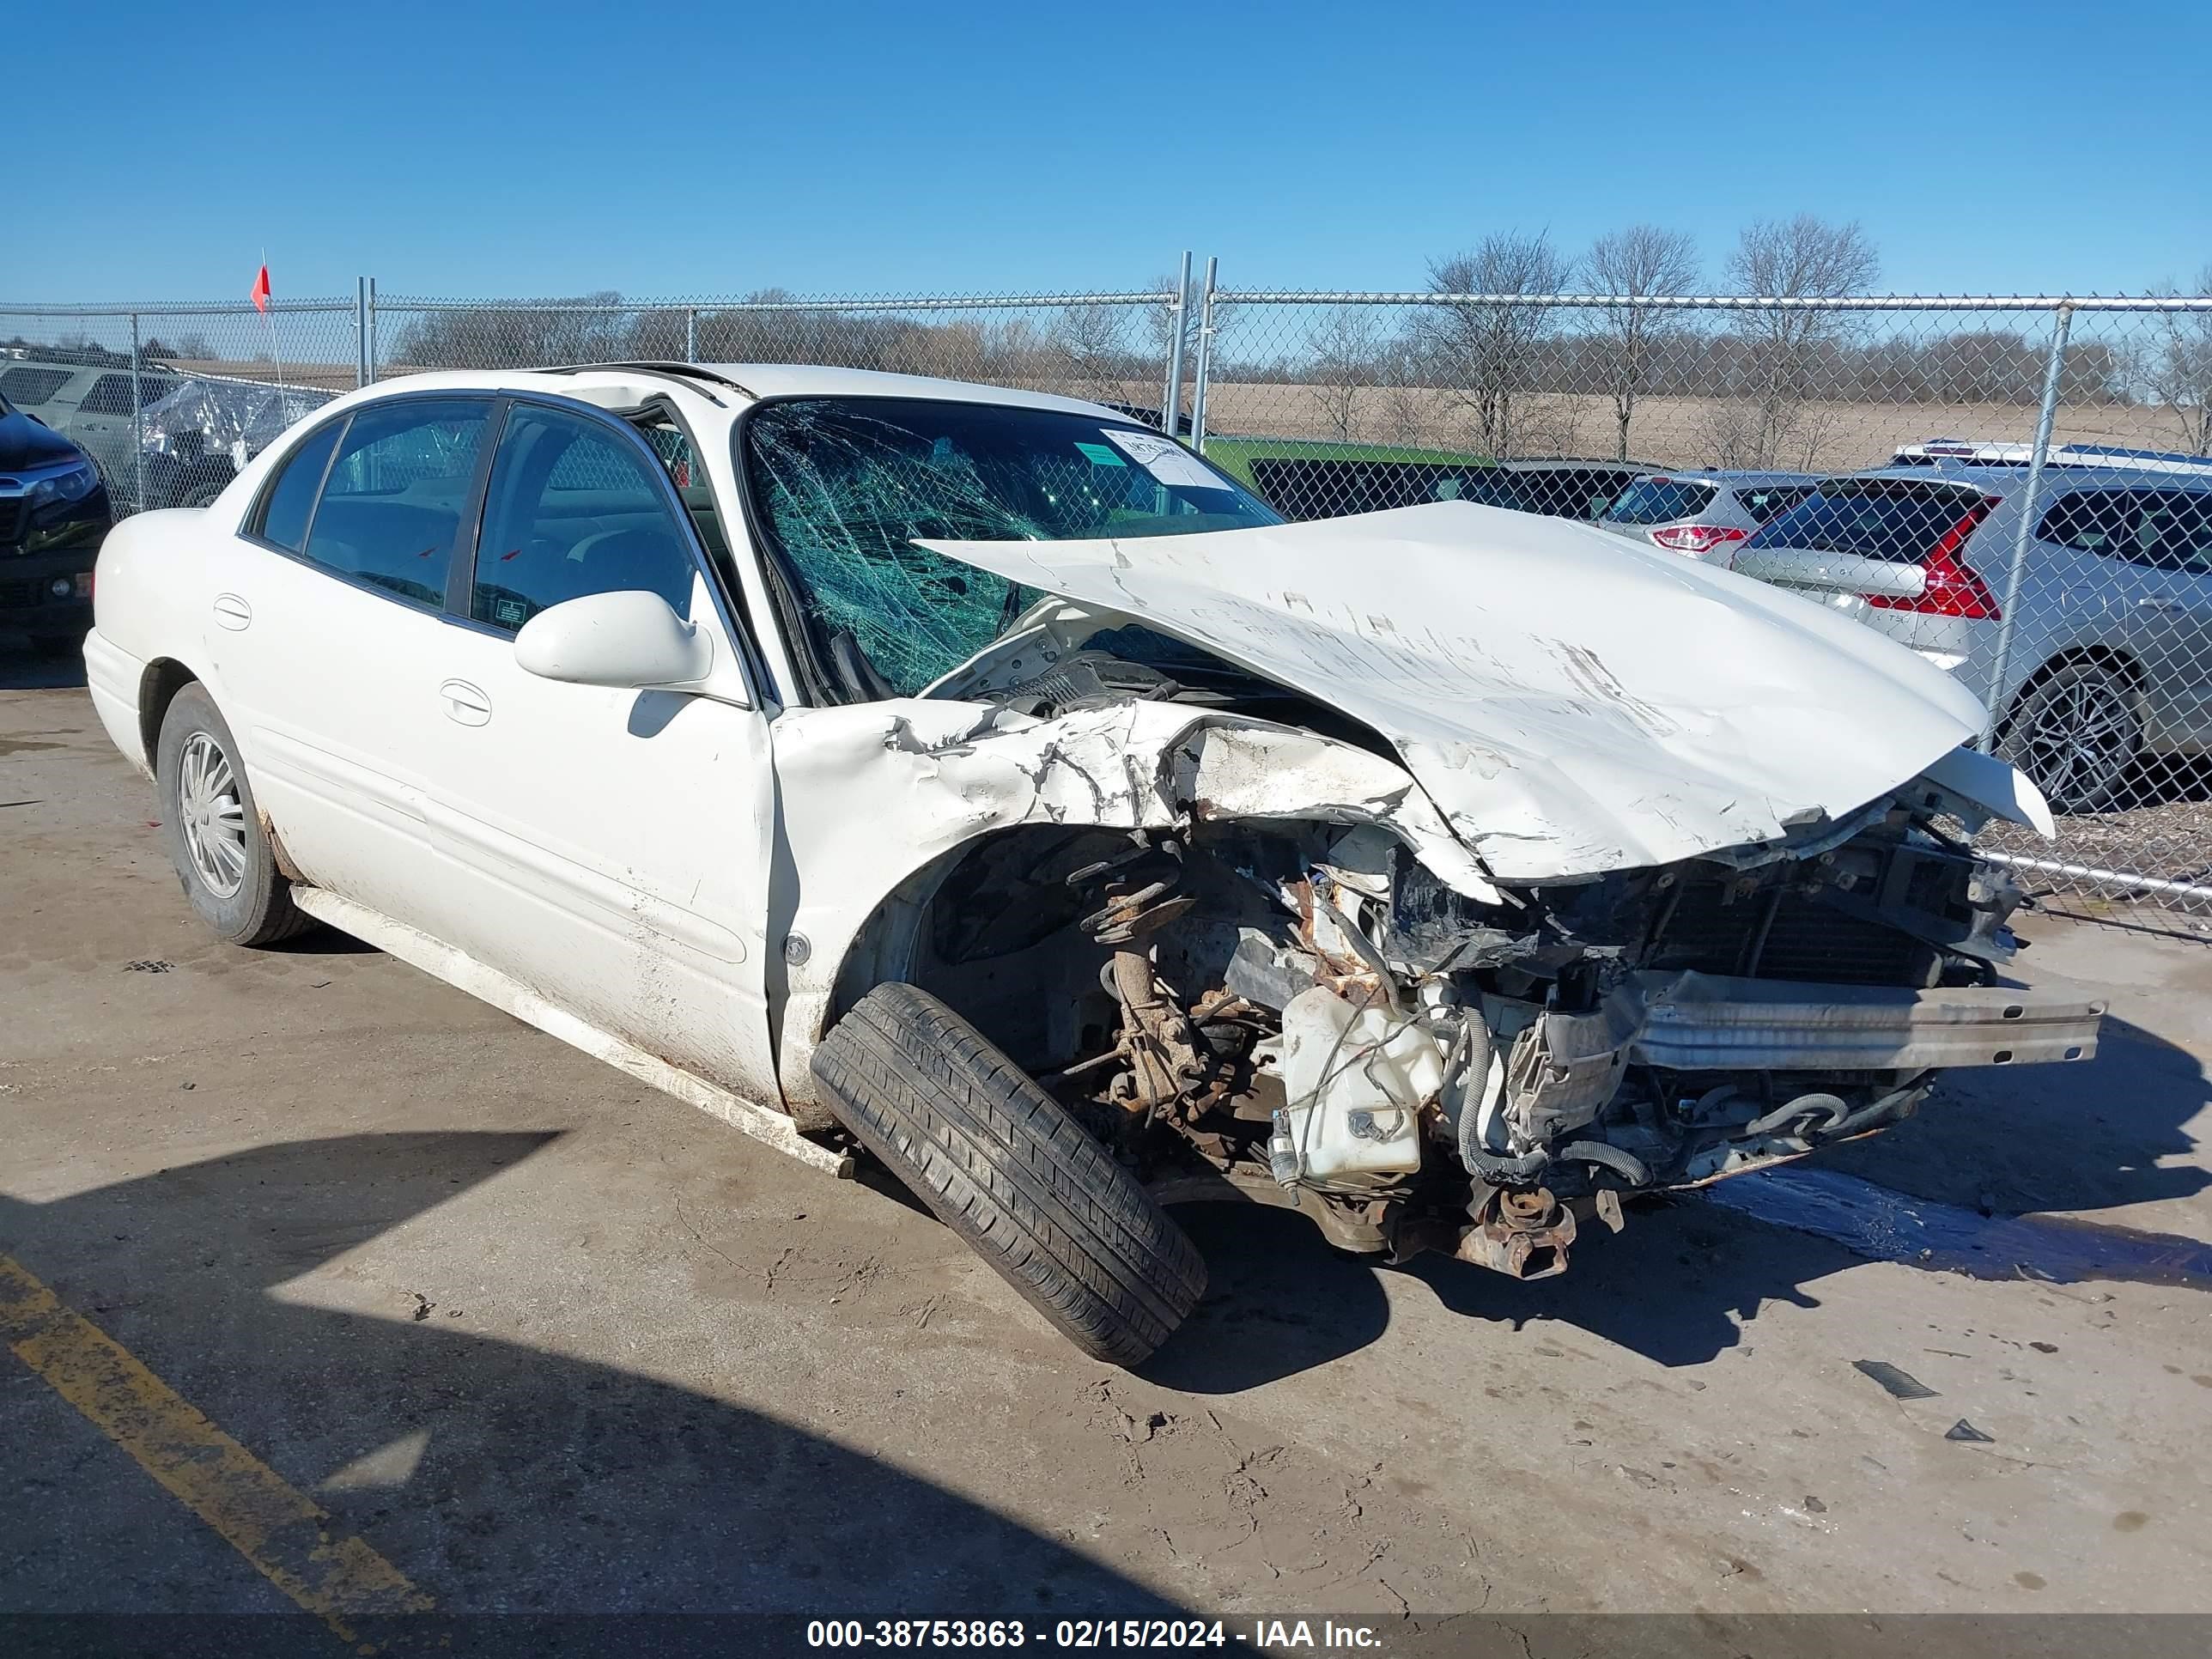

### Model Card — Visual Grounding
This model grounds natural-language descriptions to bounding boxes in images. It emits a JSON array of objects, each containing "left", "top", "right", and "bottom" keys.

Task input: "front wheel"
[
  {"left": 155, "top": 684, "right": 315, "bottom": 945},
  {"left": 811, "top": 983, "right": 1206, "bottom": 1366},
  {"left": 1997, "top": 659, "right": 2143, "bottom": 814}
]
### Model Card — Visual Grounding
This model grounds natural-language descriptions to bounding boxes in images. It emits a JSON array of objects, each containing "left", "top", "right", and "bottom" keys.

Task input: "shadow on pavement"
[
  {"left": 0, "top": 639, "right": 88, "bottom": 692},
  {"left": 1148, "top": 1000, "right": 2207, "bottom": 1387},
  {"left": 0, "top": 1132, "right": 1185, "bottom": 1617}
]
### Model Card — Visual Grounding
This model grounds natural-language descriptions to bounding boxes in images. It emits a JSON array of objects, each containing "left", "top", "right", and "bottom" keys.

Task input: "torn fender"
[
  {"left": 919, "top": 501, "right": 2045, "bottom": 882},
  {"left": 764, "top": 696, "right": 1499, "bottom": 1112}
]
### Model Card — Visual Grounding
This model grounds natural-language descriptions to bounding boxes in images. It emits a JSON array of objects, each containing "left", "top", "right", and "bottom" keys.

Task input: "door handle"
[
  {"left": 212, "top": 592, "right": 252, "bottom": 631},
  {"left": 439, "top": 678, "right": 492, "bottom": 726},
  {"left": 2135, "top": 597, "right": 2182, "bottom": 612}
]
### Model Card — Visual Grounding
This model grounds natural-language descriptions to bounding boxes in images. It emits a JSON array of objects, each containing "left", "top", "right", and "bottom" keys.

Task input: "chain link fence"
[{"left": 4, "top": 274, "right": 2210, "bottom": 927}]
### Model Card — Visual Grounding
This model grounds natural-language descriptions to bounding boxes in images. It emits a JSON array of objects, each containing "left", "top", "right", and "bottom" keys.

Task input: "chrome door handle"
[
  {"left": 438, "top": 678, "right": 492, "bottom": 726},
  {"left": 2135, "top": 597, "right": 2182, "bottom": 611},
  {"left": 212, "top": 592, "right": 252, "bottom": 631}
]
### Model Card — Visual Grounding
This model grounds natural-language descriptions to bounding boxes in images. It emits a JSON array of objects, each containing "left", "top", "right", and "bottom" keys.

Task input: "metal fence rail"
[{"left": 4, "top": 270, "right": 2209, "bottom": 927}]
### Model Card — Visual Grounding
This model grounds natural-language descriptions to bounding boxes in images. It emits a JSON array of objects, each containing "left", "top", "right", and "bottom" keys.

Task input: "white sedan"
[{"left": 83, "top": 363, "right": 2102, "bottom": 1364}]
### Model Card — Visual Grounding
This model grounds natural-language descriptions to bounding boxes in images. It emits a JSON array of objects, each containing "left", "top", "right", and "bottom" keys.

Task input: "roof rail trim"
[{"left": 541, "top": 361, "right": 758, "bottom": 399}]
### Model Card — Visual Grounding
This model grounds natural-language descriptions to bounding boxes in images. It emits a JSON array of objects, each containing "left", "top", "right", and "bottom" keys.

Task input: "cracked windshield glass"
[{"left": 744, "top": 398, "right": 1281, "bottom": 697}]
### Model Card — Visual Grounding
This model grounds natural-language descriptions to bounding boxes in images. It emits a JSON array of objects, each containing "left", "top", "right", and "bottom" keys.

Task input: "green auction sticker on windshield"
[{"left": 1074, "top": 441, "right": 1126, "bottom": 466}]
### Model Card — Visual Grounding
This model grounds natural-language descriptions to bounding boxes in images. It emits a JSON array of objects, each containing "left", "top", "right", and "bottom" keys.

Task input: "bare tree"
[
  {"left": 2144, "top": 264, "right": 2212, "bottom": 455},
  {"left": 1583, "top": 225, "right": 1698, "bottom": 459},
  {"left": 1305, "top": 306, "right": 1382, "bottom": 440},
  {"left": 1049, "top": 301, "right": 1133, "bottom": 400},
  {"left": 1415, "top": 232, "right": 1571, "bottom": 459},
  {"left": 1709, "top": 216, "right": 1880, "bottom": 467}
]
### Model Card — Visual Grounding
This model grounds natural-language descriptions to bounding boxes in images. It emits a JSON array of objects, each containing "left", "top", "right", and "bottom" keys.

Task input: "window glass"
[
  {"left": 76, "top": 375, "right": 139, "bottom": 416},
  {"left": 302, "top": 399, "right": 490, "bottom": 606},
  {"left": 470, "top": 404, "right": 697, "bottom": 633},
  {"left": 0, "top": 367, "right": 74, "bottom": 406},
  {"left": 744, "top": 397, "right": 1279, "bottom": 698},
  {"left": 1604, "top": 477, "right": 1717, "bottom": 525},
  {"left": 2042, "top": 489, "right": 2212, "bottom": 571},
  {"left": 253, "top": 420, "right": 344, "bottom": 551},
  {"left": 1741, "top": 484, "right": 1815, "bottom": 524},
  {"left": 1746, "top": 480, "right": 1984, "bottom": 562}
]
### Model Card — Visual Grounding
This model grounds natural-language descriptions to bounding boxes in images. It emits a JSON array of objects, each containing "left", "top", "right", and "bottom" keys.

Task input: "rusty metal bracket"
[{"left": 1456, "top": 1184, "right": 1577, "bottom": 1280}]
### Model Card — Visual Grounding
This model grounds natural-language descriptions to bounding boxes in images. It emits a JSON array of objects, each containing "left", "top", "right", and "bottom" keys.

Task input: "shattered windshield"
[{"left": 743, "top": 396, "right": 1281, "bottom": 698}]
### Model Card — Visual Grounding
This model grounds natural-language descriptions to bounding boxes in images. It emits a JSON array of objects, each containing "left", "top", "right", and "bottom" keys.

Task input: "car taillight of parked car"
[
  {"left": 1650, "top": 524, "right": 1747, "bottom": 556},
  {"left": 1863, "top": 496, "right": 2002, "bottom": 619}
]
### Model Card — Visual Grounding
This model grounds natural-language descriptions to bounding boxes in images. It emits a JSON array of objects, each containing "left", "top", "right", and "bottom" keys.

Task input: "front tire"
[
  {"left": 155, "top": 684, "right": 314, "bottom": 945},
  {"left": 811, "top": 983, "right": 1206, "bottom": 1366},
  {"left": 1998, "top": 659, "right": 2144, "bottom": 814}
]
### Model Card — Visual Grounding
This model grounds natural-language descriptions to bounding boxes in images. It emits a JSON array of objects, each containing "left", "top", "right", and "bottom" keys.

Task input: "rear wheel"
[
  {"left": 155, "top": 684, "right": 314, "bottom": 945},
  {"left": 811, "top": 982, "right": 1206, "bottom": 1366},
  {"left": 1998, "top": 659, "right": 2143, "bottom": 814}
]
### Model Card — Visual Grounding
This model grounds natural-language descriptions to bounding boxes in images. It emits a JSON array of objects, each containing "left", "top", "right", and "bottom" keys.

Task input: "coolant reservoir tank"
[{"left": 1274, "top": 986, "right": 1439, "bottom": 1183}]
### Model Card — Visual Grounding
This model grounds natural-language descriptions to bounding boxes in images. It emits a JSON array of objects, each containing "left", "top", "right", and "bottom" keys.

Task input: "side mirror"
[{"left": 514, "top": 590, "right": 714, "bottom": 691}]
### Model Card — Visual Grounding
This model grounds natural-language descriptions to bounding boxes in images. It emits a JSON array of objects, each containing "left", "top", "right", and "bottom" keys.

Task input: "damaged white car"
[{"left": 82, "top": 364, "right": 2106, "bottom": 1364}]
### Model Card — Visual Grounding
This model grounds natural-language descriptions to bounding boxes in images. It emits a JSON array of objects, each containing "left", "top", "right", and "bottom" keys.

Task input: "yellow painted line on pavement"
[{"left": 0, "top": 1252, "right": 433, "bottom": 1644}]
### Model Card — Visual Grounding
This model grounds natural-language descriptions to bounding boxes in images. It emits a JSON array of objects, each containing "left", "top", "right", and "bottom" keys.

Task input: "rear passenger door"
[
  {"left": 201, "top": 396, "right": 497, "bottom": 933},
  {"left": 415, "top": 398, "right": 780, "bottom": 1102}
]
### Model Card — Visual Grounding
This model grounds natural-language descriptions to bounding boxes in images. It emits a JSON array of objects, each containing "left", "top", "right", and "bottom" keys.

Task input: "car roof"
[
  {"left": 1638, "top": 469, "right": 1820, "bottom": 487},
  {"left": 1841, "top": 462, "right": 2212, "bottom": 495},
  {"left": 307, "top": 362, "right": 1140, "bottom": 422}
]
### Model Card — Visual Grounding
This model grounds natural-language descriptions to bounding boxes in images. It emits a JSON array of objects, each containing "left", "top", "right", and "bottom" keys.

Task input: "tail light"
[
  {"left": 1650, "top": 524, "right": 1747, "bottom": 556},
  {"left": 1865, "top": 497, "right": 2002, "bottom": 619}
]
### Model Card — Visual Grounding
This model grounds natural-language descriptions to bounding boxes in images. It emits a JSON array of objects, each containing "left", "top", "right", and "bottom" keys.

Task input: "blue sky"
[{"left": 12, "top": 0, "right": 2209, "bottom": 303}]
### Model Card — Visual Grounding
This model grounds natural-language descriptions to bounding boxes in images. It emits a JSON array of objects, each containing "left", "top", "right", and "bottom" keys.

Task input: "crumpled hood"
[{"left": 922, "top": 501, "right": 2025, "bottom": 883}]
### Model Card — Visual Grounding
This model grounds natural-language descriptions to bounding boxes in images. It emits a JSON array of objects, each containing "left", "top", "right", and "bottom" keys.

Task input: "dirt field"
[
  {"left": 1194, "top": 386, "right": 2200, "bottom": 472},
  {"left": 4, "top": 655, "right": 2211, "bottom": 1653}
]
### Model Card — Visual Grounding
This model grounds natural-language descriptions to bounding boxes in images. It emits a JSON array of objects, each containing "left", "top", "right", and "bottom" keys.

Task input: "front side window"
[
  {"left": 75, "top": 374, "right": 176, "bottom": 416},
  {"left": 743, "top": 397, "right": 1279, "bottom": 698},
  {"left": 469, "top": 404, "right": 698, "bottom": 633},
  {"left": 301, "top": 399, "right": 490, "bottom": 607}
]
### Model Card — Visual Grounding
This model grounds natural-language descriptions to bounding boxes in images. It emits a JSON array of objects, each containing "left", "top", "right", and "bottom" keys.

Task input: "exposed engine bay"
[{"left": 854, "top": 620, "right": 2108, "bottom": 1283}]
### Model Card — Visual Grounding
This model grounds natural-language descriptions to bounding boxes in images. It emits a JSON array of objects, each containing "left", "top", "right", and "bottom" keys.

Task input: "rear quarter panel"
[{"left": 86, "top": 507, "right": 221, "bottom": 769}]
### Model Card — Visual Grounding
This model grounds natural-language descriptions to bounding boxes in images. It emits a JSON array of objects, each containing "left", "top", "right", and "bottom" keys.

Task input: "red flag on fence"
[{"left": 251, "top": 264, "right": 271, "bottom": 313}]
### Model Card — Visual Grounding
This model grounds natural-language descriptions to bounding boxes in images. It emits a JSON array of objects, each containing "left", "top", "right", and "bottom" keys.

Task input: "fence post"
[
  {"left": 1160, "top": 250, "right": 1191, "bottom": 437},
  {"left": 1982, "top": 301, "right": 2075, "bottom": 750},
  {"left": 1188, "top": 256, "right": 1218, "bottom": 453},
  {"left": 356, "top": 277, "right": 369, "bottom": 387},
  {"left": 129, "top": 313, "right": 147, "bottom": 515},
  {"left": 365, "top": 277, "right": 379, "bottom": 382},
  {"left": 685, "top": 307, "right": 698, "bottom": 365}
]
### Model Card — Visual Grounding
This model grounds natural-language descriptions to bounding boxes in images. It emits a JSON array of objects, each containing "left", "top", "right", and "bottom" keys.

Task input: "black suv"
[{"left": 0, "top": 384, "right": 110, "bottom": 655}]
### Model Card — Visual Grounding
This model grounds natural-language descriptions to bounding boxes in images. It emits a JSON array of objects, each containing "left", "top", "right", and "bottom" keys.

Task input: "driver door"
[{"left": 415, "top": 397, "right": 781, "bottom": 1104}]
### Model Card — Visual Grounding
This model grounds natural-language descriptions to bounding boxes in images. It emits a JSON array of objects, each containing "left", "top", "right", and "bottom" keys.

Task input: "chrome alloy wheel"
[{"left": 177, "top": 730, "right": 248, "bottom": 899}]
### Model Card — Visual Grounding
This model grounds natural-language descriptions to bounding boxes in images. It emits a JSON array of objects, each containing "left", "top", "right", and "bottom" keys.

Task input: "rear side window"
[
  {"left": 1746, "top": 480, "right": 1985, "bottom": 562},
  {"left": 302, "top": 399, "right": 491, "bottom": 607},
  {"left": 1605, "top": 477, "right": 1717, "bottom": 525},
  {"left": 252, "top": 421, "right": 344, "bottom": 551},
  {"left": 2039, "top": 489, "right": 2212, "bottom": 572},
  {"left": 0, "top": 367, "right": 74, "bottom": 406},
  {"left": 469, "top": 404, "right": 697, "bottom": 634},
  {"left": 1737, "top": 484, "right": 1816, "bottom": 523}
]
